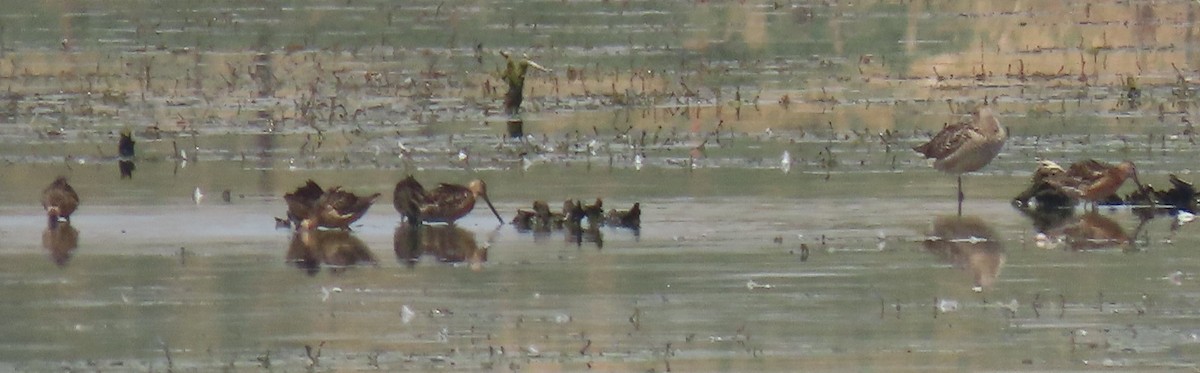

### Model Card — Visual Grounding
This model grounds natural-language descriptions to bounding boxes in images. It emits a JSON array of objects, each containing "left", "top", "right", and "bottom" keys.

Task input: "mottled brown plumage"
[
  {"left": 394, "top": 178, "right": 503, "bottom": 225},
  {"left": 42, "top": 177, "right": 79, "bottom": 226},
  {"left": 393, "top": 175, "right": 427, "bottom": 224},
  {"left": 284, "top": 180, "right": 324, "bottom": 226},
  {"left": 1043, "top": 160, "right": 1141, "bottom": 207},
  {"left": 512, "top": 200, "right": 561, "bottom": 231},
  {"left": 1013, "top": 160, "right": 1077, "bottom": 209},
  {"left": 310, "top": 187, "right": 381, "bottom": 230},
  {"left": 285, "top": 180, "right": 379, "bottom": 230},
  {"left": 605, "top": 202, "right": 641, "bottom": 229},
  {"left": 913, "top": 107, "right": 1007, "bottom": 213}
]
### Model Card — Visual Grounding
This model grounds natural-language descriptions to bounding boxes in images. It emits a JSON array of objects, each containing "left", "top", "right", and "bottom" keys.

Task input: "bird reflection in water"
[
  {"left": 42, "top": 222, "right": 79, "bottom": 267},
  {"left": 394, "top": 224, "right": 489, "bottom": 269},
  {"left": 286, "top": 230, "right": 376, "bottom": 275},
  {"left": 1021, "top": 210, "right": 1144, "bottom": 252},
  {"left": 565, "top": 199, "right": 604, "bottom": 248},
  {"left": 118, "top": 160, "right": 135, "bottom": 179},
  {"left": 922, "top": 215, "right": 1005, "bottom": 292}
]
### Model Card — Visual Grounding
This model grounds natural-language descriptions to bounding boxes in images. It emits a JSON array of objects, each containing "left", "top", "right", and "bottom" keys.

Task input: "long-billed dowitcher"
[
  {"left": 285, "top": 180, "right": 380, "bottom": 230},
  {"left": 913, "top": 106, "right": 1007, "bottom": 214},
  {"left": 393, "top": 177, "right": 503, "bottom": 225},
  {"left": 1043, "top": 160, "right": 1142, "bottom": 209}
]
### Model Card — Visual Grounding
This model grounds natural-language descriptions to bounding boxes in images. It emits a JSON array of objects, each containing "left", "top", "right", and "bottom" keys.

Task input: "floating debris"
[
  {"left": 400, "top": 305, "right": 416, "bottom": 323},
  {"left": 936, "top": 298, "right": 959, "bottom": 313},
  {"left": 780, "top": 150, "right": 791, "bottom": 174},
  {"left": 320, "top": 286, "right": 342, "bottom": 302},
  {"left": 746, "top": 279, "right": 774, "bottom": 290}
]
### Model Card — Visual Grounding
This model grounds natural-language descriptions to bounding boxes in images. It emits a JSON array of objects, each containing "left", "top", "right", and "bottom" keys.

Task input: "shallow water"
[{"left": 4, "top": 0, "right": 1200, "bottom": 371}]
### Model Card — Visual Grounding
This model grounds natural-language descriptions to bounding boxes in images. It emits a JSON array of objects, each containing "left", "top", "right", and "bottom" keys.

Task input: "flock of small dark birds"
[{"left": 273, "top": 176, "right": 640, "bottom": 233}]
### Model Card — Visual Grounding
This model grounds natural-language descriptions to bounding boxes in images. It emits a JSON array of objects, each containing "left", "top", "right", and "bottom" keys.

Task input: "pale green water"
[{"left": 3, "top": 0, "right": 1200, "bottom": 371}]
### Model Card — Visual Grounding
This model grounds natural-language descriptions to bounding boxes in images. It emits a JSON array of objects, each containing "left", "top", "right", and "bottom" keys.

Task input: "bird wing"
[
  {"left": 425, "top": 184, "right": 474, "bottom": 212},
  {"left": 326, "top": 188, "right": 379, "bottom": 217},
  {"left": 284, "top": 180, "right": 324, "bottom": 218},
  {"left": 913, "top": 122, "right": 979, "bottom": 160}
]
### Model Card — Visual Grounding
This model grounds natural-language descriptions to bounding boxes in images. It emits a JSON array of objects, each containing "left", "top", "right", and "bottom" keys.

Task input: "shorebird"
[
  {"left": 42, "top": 177, "right": 79, "bottom": 227},
  {"left": 118, "top": 128, "right": 135, "bottom": 159},
  {"left": 913, "top": 106, "right": 1007, "bottom": 215},
  {"left": 392, "top": 177, "right": 503, "bottom": 225},
  {"left": 284, "top": 180, "right": 380, "bottom": 230},
  {"left": 512, "top": 200, "right": 562, "bottom": 231},
  {"left": 393, "top": 175, "right": 427, "bottom": 224},
  {"left": 500, "top": 51, "right": 551, "bottom": 115},
  {"left": 605, "top": 202, "right": 641, "bottom": 229},
  {"left": 1042, "top": 160, "right": 1142, "bottom": 209},
  {"left": 1012, "top": 160, "right": 1075, "bottom": 209}
]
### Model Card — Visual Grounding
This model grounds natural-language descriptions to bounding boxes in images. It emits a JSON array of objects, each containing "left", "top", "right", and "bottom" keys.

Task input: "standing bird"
[
  {"left": 393, "top": 175, "right": 427, "bottom": 225},
  {"left": 913, "top": 106, "right": 1008, "bottom": 215},
  {"left": 118, "top": 128, "right": 135, "bottom": 158},
  {"left": 1043, "top": 160, "right": 1142, "bottom": 209},
  {"left": 393, "top": 177, "right": 503, "bottom": 225},
  {"left": 284, "top": 180, "right": 325, "bottom": 227},
  {"left": 605, "top": 202, "right": 641, "bottom": 229},
  {"left": 1012, "top": 160, "right": 1075, "bottom": 209},
  {"left": 118, "top": 128, "right": 136, "bottom": 178},
  {"left": 284, "top": 180, "right": 380, "bottom": 230},
  {"left": 500, "top": 51, "right": 551, "bottom": 116},
  {"left": 42, "top": 177, "right": 80, "bottom": 227}
]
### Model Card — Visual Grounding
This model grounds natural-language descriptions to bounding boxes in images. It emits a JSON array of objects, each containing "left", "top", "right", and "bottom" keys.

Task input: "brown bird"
[
  {"left": 42, "top": 177, "right": 80, "bottom": 227},
  {"left": 1013, "top": 160, "right": 1076, "bottom": 209},
  {"left": 393, "top": 175, "right": 427, "bottom": 224},
  {"left": 285, "top": 180, "right": 380, "bottom": 230},
  {"left": 913, "top": 106, "right": 1007, "bottom": 215},
  {"left": 393, "top": 177, "right": 503, "bottom": 225},
  {"left": 605, "top": 202, "right": 641, "bottom": 229},
  {"left": 284, "top": 180, "right": 324, "bottom": 227},
  {"left": 1043, "top": 160, "right": 1142, "bottom": 209},
  {"left": 512, "top": 200, "right": 561, "bottom": 231}
]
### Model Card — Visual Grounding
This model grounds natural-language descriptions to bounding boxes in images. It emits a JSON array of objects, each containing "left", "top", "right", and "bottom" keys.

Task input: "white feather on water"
[{"left": 781, "top": 150, "right": 791, "bottom": 174}]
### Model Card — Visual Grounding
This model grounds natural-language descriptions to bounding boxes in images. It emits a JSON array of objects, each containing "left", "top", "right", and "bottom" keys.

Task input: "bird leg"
[{"left": 957, "top": 176, "right": 964, "bottom": 217}]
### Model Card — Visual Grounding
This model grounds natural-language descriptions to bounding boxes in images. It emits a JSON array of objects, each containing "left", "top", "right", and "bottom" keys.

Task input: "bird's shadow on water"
[
  {"left": 393, "top": 223, "right": 489, "bottom": 269},
  {"left": 920, "top": 214, "right": 1005, "bottom": 293},
  {"left": 285, "top": 229, "right": 377, "bottom": 276},
  {"left": 1014, "top": 205, "right": 1163, "bottom": 253},
  {"left": 42, "top": 221, "right": 79, "bottom": 268}
]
